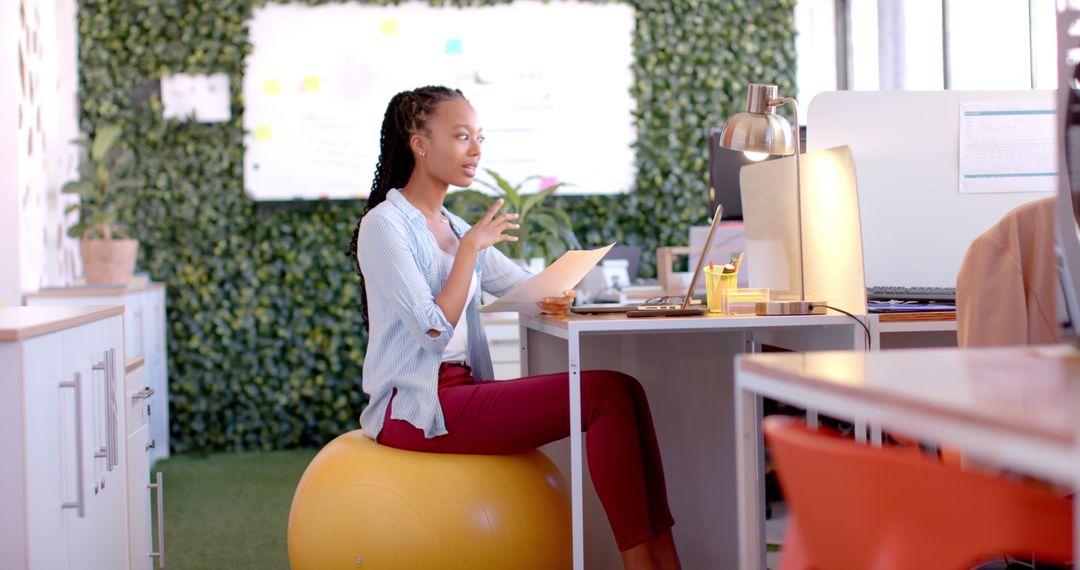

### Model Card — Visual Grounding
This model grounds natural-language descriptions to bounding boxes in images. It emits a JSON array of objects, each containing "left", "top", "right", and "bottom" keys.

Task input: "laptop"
[{"left": 570, "top": 298, "right": 700, "bottom": 315}]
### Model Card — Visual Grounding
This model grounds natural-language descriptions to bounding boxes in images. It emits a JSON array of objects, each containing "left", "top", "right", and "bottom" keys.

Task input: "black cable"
[{"left": 811, "top": 304, "right": 871, "bottom": 351}]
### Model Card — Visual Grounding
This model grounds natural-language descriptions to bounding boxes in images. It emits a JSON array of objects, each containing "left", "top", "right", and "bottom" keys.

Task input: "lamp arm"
[
  {"left": 768, "top": 96, "right": 800, "bottom": 153},
  {"left": 682, "top": 203, "right": 725, "bottom": 310},
  {"left": 769, "top": 96, "right": 805, "bottom": 299}
]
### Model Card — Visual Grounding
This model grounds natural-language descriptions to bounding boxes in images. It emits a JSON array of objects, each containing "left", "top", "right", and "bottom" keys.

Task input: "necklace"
[{"left": 405, "top": 195, "right": 449, "bottom": 223}]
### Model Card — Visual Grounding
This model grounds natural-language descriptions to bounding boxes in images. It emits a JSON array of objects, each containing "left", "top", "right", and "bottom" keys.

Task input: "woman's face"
[{"left": 412, "top": 98, "right": 483, "bottom": 188}]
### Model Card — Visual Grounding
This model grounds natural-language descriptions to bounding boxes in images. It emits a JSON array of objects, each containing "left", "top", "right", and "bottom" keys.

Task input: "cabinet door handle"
[
  {"left": 131, "top": 387, "right": 155, "bottom": 401},
  {"left": 108, "top": 348, "right": 119, "bottom": 470},
  {"left": 148, "top": 471, "right": 166, "bottom": 568},
  {"left": 92, "top": 355, "right": 112, "bottom": 471},
  {"left": 95, "top": 349, "right": 121, "bottom": 471},
  {"left": 59, "top": 373, "right": 85, "bottom": 518}
]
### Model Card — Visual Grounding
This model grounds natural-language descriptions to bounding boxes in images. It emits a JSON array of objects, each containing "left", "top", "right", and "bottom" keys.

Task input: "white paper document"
[
  {"left": 481, "top": 243, "right": 615, "bottom": 313},
  {"left": 958, "top": 100, "right": 1056, "bottom": 194}
]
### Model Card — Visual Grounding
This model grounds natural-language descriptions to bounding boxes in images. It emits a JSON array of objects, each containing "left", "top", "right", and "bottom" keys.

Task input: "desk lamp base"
[{"left": 756, "top": 300, "right": 827, "bottom": 316}]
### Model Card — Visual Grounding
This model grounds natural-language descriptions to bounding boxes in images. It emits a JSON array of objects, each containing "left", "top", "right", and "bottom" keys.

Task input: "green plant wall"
[{"left": 77, "top": 0, "right": 795, "bottom": 452}]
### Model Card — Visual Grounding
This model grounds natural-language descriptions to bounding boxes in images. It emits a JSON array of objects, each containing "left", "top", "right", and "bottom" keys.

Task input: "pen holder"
[{"left": 705, "top": 267, "right": 738, "bottom": 313}]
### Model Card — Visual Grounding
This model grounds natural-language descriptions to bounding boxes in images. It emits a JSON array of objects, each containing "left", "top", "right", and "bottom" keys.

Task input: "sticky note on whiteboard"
[
  {"left": 301, "top": 76, "right": 320, "bottom": 92},
  {"left": 262, "top": 79, "right": 280, "bottom": 95},
  {"left": 381, "top": 19, "right": 398, "bottom": 35},
  {"left": 254, "top": 124, "right": 272, "bottom": 141},
  {"left": 445, "top": 38, "right": 462, "bottom": 55}
]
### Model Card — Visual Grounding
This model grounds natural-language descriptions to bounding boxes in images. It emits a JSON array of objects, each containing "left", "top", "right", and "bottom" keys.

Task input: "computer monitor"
[
  {"left": 707, "top": 125, "right": 804, "bottom": 221},
  {"left": 708, "top": 127, "right": 762, "bottom": 221},
  {"left": 1056, "top": 5, "right": 1080, "bottom": 338}
]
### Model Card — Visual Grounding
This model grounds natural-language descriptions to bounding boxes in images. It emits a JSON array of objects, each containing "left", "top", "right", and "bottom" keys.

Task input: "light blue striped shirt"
[{"left": 355, "top": 188, "right": 531, "bottom": 439}]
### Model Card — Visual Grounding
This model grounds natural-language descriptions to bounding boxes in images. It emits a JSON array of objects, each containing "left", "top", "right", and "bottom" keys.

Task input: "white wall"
[
  {"left": 1, "top": 1, "right": 22, "bottom": 306},
  {"left": 1, "top": 0, "right": 81, "bottom": 306}
]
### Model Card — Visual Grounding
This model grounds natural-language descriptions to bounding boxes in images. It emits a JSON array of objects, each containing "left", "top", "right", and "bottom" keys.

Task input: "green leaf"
[
  {"left": 519, "top": 186, "right": 558, "bottom": 219},
  {"left": 61, "top": 181, "right": 95, "bottom": 196},
  {"left": 483, "top": 169, "right": 520, "bottom": 206},
  {"left": 90, "top": 124, "right": 122, "bottom": 162},
  {"left": 64, "top": 203, "right": 81, "bottom": 215},
  {"left": 530, "top": 211, "right": 565, "bottom": 236},
  {"left": 547, "top": 206, "right": 576, "bottom": 229},
  {"left": 66, "top": 222, "right": 87, "bottom": 238},
  {"left": 107, "top": 148, "right": 134, "bottom": 175},
  {"left": 445, "top": 189, "right": 495, "bottom": 223}
]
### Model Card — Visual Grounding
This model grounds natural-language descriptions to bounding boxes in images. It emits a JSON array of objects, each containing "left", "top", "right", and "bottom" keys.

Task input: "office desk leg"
[
  {"left": 568, "top": 330, "right": 585, "bottom": 570},
  {"left": 736, "top": 380, "right": 765, "bottom": 570},
  {"left": 1075, "top": 472, "right": 1080, "bottom": 568}
]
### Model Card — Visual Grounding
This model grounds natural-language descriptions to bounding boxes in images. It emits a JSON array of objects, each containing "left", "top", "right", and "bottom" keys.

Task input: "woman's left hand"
[{"left": 537, "top": 290, "right": 576, "bottom": 315}]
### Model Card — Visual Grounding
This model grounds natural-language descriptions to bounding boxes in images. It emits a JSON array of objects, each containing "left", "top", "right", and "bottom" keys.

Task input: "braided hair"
[{"left": 347, "top": 85, "right": 466, "bottom": 333}]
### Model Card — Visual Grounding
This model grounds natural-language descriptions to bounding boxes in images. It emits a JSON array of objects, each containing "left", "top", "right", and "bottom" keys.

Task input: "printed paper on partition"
[{"left": 958, "top": 100, "right": 1056, "bottom": 194}]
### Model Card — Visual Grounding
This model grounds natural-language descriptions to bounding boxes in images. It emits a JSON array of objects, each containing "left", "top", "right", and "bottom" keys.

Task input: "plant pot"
[{"left": 80, "top": 225, "right": 138, "bottom": 286}]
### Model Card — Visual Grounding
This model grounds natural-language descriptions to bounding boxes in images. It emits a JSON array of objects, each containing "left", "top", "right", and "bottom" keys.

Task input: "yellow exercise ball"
[{"left": 288, "top": 430, "right": 571, "bottom": 570}]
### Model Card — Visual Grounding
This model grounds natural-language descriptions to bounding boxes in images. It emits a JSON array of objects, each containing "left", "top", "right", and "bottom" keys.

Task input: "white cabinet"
[
  {"left": 0, "top": 306, "right": 130, "bottom": 570},
  {"left": 124, "top": 359, "right": 164, "bottom": 570},
  {"left": 481, "top": 311, "right": 522, "bottom": 380},
  {"left": 26, "top": 283, "right": 170, "bottom": 464}
]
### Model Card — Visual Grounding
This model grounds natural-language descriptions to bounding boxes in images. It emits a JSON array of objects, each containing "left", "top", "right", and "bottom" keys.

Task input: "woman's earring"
[{"left": 420, "top": 152, "right": 426, "bottom": 158}]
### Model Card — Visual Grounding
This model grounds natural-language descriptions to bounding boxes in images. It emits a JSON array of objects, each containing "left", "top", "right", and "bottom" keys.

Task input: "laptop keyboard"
[{"left": 866, "top": 286, "right": 956, "bottom": 303}]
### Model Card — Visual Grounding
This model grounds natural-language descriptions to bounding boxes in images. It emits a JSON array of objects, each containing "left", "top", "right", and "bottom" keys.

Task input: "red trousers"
[{"left": 378, "top": 363, "right": 675, "bottom": 551}]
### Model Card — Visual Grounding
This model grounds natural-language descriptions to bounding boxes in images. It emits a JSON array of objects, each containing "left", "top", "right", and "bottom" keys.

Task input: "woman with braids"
[{"left": 348, "top": 85, "right": 681, "bottom": 570}]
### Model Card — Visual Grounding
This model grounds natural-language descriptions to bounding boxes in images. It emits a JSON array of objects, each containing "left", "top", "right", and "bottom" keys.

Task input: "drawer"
[
  {"left": 482, "top": 323, "right": 520, "bottom": 343},
  {"left": 492, "top": 362, "right": 522, "bottom": 381},
  {"left": 489, "top": 340, "right": 520, "bottom": 364},
  {"left": 124, "top": 358, "right": 152, "bottom": 436}
]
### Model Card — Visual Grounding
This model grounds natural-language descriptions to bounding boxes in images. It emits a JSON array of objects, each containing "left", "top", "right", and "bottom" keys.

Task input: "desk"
[
  {"left": 735, "top": 346, "right": 1080, "bottom": 570},
  {"left": 867, "top": 311, "right": 957, "bottom": 350},
  {"left": 519, "top": 312, "right": 863, "bottom": 570}
]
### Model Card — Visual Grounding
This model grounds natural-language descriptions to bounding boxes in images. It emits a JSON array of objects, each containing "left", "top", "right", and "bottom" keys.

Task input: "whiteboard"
[
  {"left": 807, "top": 90, "right": 1055, "bottom": 289},
  {"left": 243, "top": 1, "right": 636, "bottom": 201}
]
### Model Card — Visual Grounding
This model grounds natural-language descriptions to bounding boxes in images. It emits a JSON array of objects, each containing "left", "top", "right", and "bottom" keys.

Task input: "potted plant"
[
  {"left": 447, "top": 169, "right": 581, "bottom": 270},
  {"left": 62, "top": 124, "right": 141, "bottom": 285}
]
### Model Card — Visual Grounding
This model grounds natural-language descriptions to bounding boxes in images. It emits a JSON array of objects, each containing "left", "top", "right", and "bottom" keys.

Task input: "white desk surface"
[
  {"left": 739, "top": 345, "right": 1079, "bottom": 445},
  {"left": 522, "top": 311, "right": 858, "bottom": 338},
  {"left": 735, "top": 344, "right": 1080, "bottom": 570}
]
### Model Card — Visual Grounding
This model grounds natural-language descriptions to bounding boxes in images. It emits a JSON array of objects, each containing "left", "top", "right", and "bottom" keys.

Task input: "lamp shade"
[
  {"left": 718, "top": 83, "right": 796, "bottom": 156},
  {"left": 718, "top": 112, "right": 796, "bottom": 156}
]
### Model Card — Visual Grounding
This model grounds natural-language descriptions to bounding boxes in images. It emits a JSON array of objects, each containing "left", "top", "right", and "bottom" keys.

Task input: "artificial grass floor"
[{"left": 152, "top": 449, "right": 318, "bottom": 570}]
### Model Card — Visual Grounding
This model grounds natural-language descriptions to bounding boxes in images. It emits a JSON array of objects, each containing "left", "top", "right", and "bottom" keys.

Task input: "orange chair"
[{"left": 763, "top": 415, "right": 1073, "bottom": 570}]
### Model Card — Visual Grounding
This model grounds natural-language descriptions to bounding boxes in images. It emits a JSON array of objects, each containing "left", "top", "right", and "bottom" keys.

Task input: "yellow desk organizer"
[{"left": 704, "top": 266, "right": 738, "bottom": 312}]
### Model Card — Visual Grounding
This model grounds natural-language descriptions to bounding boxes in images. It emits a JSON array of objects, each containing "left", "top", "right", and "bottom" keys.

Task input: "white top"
[{"left": 441, "top": 250, "right": 478, "bottom": 363}]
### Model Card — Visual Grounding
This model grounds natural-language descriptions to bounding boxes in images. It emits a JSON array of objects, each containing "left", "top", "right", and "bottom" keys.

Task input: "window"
[
  {"left": 795, "top": 0, "right": 1058, "bottom": 114},
  {"left": 795, "top": 0, "right": 839, "bottom": 119}
]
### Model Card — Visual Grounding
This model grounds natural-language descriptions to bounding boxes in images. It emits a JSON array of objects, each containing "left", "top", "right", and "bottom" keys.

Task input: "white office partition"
[{"left": 807, "top": 90, "right": 1055, "bottom": 289}]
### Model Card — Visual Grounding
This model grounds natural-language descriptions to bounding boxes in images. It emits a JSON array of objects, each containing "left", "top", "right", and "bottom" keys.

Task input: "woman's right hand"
[{"left": 461, "top": 198, "right": 520, "bottom": 251}]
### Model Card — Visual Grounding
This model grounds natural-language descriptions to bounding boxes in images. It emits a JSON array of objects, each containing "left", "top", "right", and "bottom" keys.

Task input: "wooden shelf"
[{"left": 876, "top": 311, "right": 956, "bottom": 323}]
